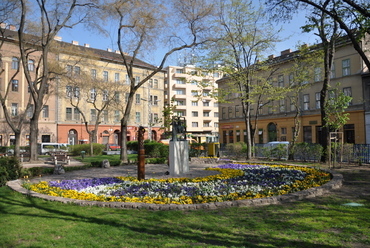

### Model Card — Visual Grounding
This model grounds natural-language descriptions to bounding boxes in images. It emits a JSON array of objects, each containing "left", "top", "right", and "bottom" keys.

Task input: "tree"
[
  {"left": 203, "top": 0, "right": 280, "bottom": 159},
  {"left": 102, "top": 0, "right": 217, "bottom": 163},
  {"left": 8, "top": 0, "right": 97, "bottom": 161},
  {"left": 284, "top": 44, "right": 323, "bottom": 159},
  {"left": 267, "top": 0, "right": 370, "bottom": 72}
]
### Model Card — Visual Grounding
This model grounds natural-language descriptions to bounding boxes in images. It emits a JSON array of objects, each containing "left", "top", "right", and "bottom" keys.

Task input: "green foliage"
[
  {"left": 189, "top": 142, "right": 206, "bottom": 157},
  {"left": 0, "top": 157, "right": 22, "bottom": 186},
  {"left": 293, "top": 142, "right": 323, "bottom": 162},
  {"left": 145, "top": 157, "right": 167, "bottom": 164},
  {"left": 127, "top": 141, "right": 138, "bottom": 151},
  {"left": 225, "top": 142, "right": 247, "bottom": 159},
  {"left": 144, "top": 141, "right": 169, "bottom": 158},
  {"left": 261, "top": 144, "right": 288, "bottom": 160},
  {"left": 69, "top": 143, "right": 105, "bottom": 156}
]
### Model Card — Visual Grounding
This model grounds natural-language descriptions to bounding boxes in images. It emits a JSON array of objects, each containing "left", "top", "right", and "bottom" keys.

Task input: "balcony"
[
  {"left": 173, "top": 83, "right": 187, "bottom": 88},
  {"left": 173, "top": 94, "right": 187, "bottom": 99}
]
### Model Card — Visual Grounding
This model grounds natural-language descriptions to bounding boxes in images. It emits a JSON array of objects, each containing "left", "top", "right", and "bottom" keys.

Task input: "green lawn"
[{"left": 1, "top": 184, "right": 369, "bottom": 248}]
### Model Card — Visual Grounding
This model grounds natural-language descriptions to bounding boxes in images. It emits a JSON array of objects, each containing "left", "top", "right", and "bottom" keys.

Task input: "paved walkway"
[{"left": 21, "top": 158, "right": 220, "bottom": 183}]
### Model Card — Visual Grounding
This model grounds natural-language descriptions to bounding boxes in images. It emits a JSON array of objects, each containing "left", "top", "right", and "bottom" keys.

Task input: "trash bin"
[
  {"left": 81, "top": 150, "right": 86, "bottom": 159},
  {"left": 208, "top": 142, "right": 220, "bottom": 157}
]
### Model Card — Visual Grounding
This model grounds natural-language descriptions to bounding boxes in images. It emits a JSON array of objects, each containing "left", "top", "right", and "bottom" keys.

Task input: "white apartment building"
[{"left": 164, "top": 65, "right": 222, "bottom": 143}]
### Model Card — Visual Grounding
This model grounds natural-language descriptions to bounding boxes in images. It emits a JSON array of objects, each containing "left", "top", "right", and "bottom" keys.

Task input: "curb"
[{"left": 6, "top": 170, "right": 343, "bottom": 211}]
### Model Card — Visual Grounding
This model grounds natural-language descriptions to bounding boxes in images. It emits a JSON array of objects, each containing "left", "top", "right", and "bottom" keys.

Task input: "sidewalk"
[{"left": 22, "top": 158, "right": 220, "bottom": 183}]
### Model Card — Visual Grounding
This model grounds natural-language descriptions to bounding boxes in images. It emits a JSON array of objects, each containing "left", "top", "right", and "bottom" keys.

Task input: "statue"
[{"left": 171, "top": 116, "right": 187, "bottom": 141}]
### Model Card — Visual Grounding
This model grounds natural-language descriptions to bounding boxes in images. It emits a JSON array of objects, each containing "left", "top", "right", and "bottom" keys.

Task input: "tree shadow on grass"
[{"left": 1, "top": 187, "right": 359, "bottom": 247}]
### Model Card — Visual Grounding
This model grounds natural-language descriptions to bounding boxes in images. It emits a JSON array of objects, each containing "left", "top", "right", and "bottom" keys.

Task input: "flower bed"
[{"left": 26, "top": 164, "right": 331, "bottom": 205}]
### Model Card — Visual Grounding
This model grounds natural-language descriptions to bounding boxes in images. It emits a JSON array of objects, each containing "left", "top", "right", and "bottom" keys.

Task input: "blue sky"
[{"left": 59, "top": 10, "right": 317, "bottom": 66}]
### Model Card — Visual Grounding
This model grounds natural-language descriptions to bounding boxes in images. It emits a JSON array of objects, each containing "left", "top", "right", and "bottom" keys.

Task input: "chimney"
[
  {"left": 9, "top": 25, "right": 16, "bottom": 31},
  {"left": 268, "top": 54, "right": 275, "bottom": 59},
  {"left": 115, "top": 50, "right": 120, "bottom": 54},
  {"left": 107, "top": 48, "right": 112, "bottom": 52},
  {"left": 84, "top": 43, "right": 90, "bottom": 48},
  {"left": 72, "top": 40, "right": 79, "bottom": 45},
  {"left": 0, "top": 23, "right": 6, "bottom": 29},
  {"left": 54, "top": 36, "right": 62, "bottom": 41},
  {"left": 281, "top": 49, "right": 292, "bottom": 56}
]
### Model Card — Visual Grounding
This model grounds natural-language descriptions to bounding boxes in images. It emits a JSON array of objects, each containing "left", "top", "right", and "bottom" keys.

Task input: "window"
[
  {"left": 103, "top": 71, "right": 108, "bottom": 81},
  {"left": 214, "top": 102, "right": 219, "bottom": 107},
  {"left": 11, "top": 80, "right": 18, "bottom": 92},
  {"left": 74, "top": 87, "right": 80, "bottom": 98},
  {"left": 26, "top": 104, "right": 34, "bottom": 118},
  {"left": 125, "top": 93, "right": 130, "bottom": 103},
  {"left": 315, "top": 92, "right": 321, "bottom": 109},
  {"left": 174, "top": 111, "right": 185, "bottom": 117},
  {"left": 303, "top": 94, "right": 310, "bottom": 110},
  {"left": 103, "top": 90, "right": 109, "bottom": 101},
  {"left": 28, "top": 59, "right": 35, "bottom": 71},
  {"left": 135, "top": 76, "right": 140, "bottom": 85},
  {"left": 126, "top": 74, "right": 130, "bottom": 84},
  {"left": 290, "top": 99, "right": 295, "bottom": 112},
  {"left": 42, "top": 105, "right": 49, "bottom": 118},
  {"left": 91, "top": 69, "right": 97, "bottom": 79},
  {"left": 175, "top": 89, "right": 185, "bottom": 95},
  {"left": 135, "top": 94, "right": 141, "bottom": 104},
  {"left": 66, "top": 86, "right": 72, "bottom": 97},
  {"left": 303, "top": 126, "right": 312, "bottom": 143},
  {"left": 203, "top": 122, "right": 210, "bottom": 127},
  {"left": 66, "top": 107, "right": 72, "bottom": 120},
  {"left": 90, "top": 88, "right": 97, "bottom": 100},
  {"left": 154, "top": 79, "right": 158, "bottom": 88},
  {"left": 281, "top": 127, "right": 287, "bottom": 135},
  {"left": 66, "top": 65, "right": 73, "bottom": 76},
  {"left": 191, "top": 80, "right": 197, "bottom": 85},
  {"left": 192, "top": 122, "right": 198, "bottom": 127},
  {"left": 149, "top": 79, "right": 153, "bottom": 88},
  {"left": 90, "top": 109, "right": 97, "bottom": 122},
  {"left": 203, "top": 90, "right": 210, "bottom": 97},
  {"left": 135, "top": 112, "right": 141, "bottom": 123},
  {"left": 191, "top": 90, "right": 198, "bottom": 96},
  {"left": 228, "top": 106, "right": 233, "bottom": 118},
  {"left": 12, "top": 57, "right": 19, "bottom": 70},
  {"left": 314, "top": 67, "right": 321, "bottom": 81},
  {"left": 279, "top": 99, "right": 285, "bottom": 112},
  {"left": 214, "top": 122, "right": 219, "bottom": 128},
  {"left": 114, "top": 110, "right": 120, "bottom": 122},
  {"left": 11, "top": 103, "right": 18, "bottom": 116},
  {"left": 192, "top": 111, "right": 198, "bottom": 117},
  {"left": 203, "top": 101, "right": 210, "bottom": 107},
  {"left": 176, "top": 68, "right": 183, "bottom": 73},
  {"left": 74, "top": 66, "right": 80, "bottom": 76},
  {"left": 343, "top": 87, "right": 352, "bottom": 105},
  {"left": 213, "top": 72, "right": 220, "bottom": 77},
  {"left": 214, "top": 112, "right": 219, "bottom": 117},
  {"left": 288, "top": 73, "right": 294, "bottom": 85},
  {"left": 73, "top": 108, "right": 80, "bottom": 120},
  {"left": 278, "top": 75, "right": 284, "bottom": 87},
  {"left": 175, "top": 100, "right": 184, "bottom": 106},
  {"left": 192, "top": 101, "right": 198, "bottom": 106},
  {"left": 114, "top": 91, "right": 120, "bottom": 102},
  {"left": 115, "top": 73, "right": 120, "bottom": 83},
  {"left": 176, "top": 79, "right": 185, "bottom": 84},
  {"left": 342, "top": 59, "right": 350, "bottom": 76},
  {"left": 203, "top": 111, "right": 210, "bottom": 117},
  {"left": 102, "top": 110, "right": 108, "bottom": 122},
  {"left": 330, "top": 63, "right": 335, "bottom": 78}
]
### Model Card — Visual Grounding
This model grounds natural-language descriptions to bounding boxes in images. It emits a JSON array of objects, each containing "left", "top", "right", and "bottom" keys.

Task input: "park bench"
[{"left": 50, "top": 152, "right": 69, "bottom": 175}]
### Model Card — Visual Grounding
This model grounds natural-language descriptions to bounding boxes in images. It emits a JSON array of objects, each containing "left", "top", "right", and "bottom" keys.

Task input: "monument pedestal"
[{"left": 169, "top": 140, "right": 189, "bottom": 176}]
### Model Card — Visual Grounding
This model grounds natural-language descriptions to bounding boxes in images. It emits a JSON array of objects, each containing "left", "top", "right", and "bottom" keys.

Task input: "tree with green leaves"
[{"left": 204, "top": 0, "right": 280, "bottom": 159}]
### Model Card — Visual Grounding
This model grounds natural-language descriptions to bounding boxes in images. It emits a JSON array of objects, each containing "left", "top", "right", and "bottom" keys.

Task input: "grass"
[
  {"left": 1, "top": 186, "right": 369, "bottom": 247},
  {"left": 2, "top": 158, "right": 370, "bottom": 247}
]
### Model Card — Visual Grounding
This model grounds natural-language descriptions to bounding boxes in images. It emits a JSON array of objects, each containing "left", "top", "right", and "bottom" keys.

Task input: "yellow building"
[{"left": 218, "top": 35, "right": 369, "bottom": 145}]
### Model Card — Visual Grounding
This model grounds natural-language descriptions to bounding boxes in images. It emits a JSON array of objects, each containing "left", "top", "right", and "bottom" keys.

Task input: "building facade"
[
  {"left": 218, "top": 35, "right": 369, "bottom": 145},
  {"left": 0, "top": 26, "right": 165, "bottom": 147},
  {"left": 164, "top": 65, "right": 222, "bottom": 143}
]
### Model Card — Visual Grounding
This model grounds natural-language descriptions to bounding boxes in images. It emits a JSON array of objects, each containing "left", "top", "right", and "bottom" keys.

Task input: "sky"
[{"left": 58, "top": 9, "right": 318, "bottom": 67}]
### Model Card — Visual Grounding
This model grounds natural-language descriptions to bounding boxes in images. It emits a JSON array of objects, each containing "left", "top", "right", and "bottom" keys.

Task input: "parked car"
[{"left": 107, "top": 144, "right": 120, "bottom": 151}]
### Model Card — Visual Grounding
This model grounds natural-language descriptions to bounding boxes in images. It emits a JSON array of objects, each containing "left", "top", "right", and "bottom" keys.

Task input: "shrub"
[
  {"left": 127, "top": 141, "right": 138, "bottom": 151},
  {"left": 0, "top": 157, "right": 22, "bottom": 186},
  {"left": 225, "top": 142, "right": 247, "bottom": 159},
  {"left": 69, "top": 143, "right": 105, "bottom": 156}
]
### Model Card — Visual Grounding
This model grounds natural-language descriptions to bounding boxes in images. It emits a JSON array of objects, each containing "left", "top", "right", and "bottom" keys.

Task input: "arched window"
[
  {"left": 28, "top": 59, "right": 35, "bottom": 71},
  {"left": 267, "top": 123, "right": 277, "bottom": 142},
  {"left": 12, "top": 57, "right": 19, "bottom": 70}
]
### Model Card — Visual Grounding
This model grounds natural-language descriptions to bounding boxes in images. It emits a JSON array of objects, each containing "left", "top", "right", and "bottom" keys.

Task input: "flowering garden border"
[{"left": 7, "top": 164, "right": 343, "bottom": 211}]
